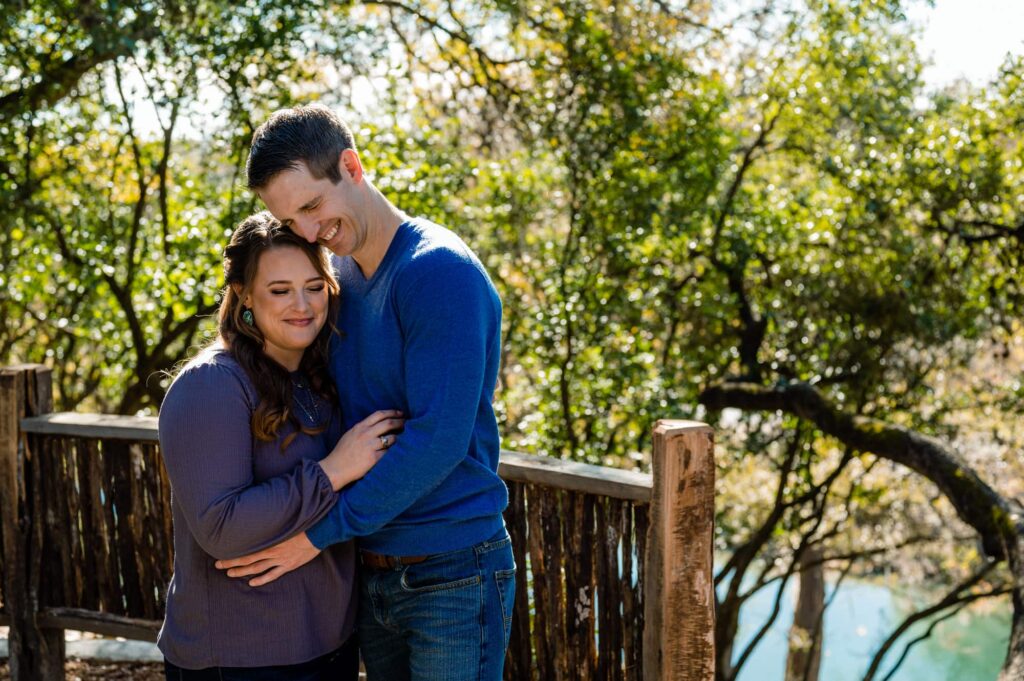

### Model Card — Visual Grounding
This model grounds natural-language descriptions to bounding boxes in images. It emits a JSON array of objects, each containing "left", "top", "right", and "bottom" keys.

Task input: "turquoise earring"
[{"left": 242, "top": 308, "right": 254, "bottom": 326}]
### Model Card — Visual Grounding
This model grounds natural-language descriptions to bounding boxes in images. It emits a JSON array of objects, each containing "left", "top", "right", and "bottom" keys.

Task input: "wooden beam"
[
  {"left": 15, "top": 415, "right": 654, "bottom": 502},
  {"left": 0, "top": 365, "right": 66, "bottom": 680},
  {"left": 38, "top": 608, "right": 160, "bottom": 643},
  {"left": 20, "top": 412, "right": 159, "bottom": 442},
  {"left": 0, "top": 371, "right": 20, "bottom": 654},
  {"left": 499, "top": 449, "right": 652, "bottom": 502},
  {"left": 643, "top": 420, "right": 716, "bottom": 681}
]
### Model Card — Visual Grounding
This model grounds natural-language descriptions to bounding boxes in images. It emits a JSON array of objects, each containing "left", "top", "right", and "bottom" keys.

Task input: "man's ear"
[{"left": 339, "top": 148, "right": 363, "bottom": 183}]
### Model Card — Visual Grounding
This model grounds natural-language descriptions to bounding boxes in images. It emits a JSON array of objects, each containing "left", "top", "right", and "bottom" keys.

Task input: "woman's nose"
[{"left": 294, "top": 291, "right": 313, "bottom": 312}]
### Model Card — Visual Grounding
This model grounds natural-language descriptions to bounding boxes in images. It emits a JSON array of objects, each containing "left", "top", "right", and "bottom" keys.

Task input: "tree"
[
  {"left": 4, "top": 0, "right": 1022, "bottom": 677},
  {"left": 1, "top": 0, "right": 372, "bottom": 412}
]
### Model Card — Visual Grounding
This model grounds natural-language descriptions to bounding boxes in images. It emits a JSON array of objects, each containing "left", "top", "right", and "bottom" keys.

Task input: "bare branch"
[{"left": 862, "top": 561, "right": 1008, "bottom": 681}]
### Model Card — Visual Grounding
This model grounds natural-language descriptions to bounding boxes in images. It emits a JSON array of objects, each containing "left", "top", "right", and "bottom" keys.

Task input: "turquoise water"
[{"left": 733, "top": 579, "right": 1011, "bottom": 681}]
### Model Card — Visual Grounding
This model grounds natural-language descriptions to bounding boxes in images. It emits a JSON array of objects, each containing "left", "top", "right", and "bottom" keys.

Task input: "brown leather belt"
[{"left": 359, "top": 550, "right": 430, "bottom": 570}]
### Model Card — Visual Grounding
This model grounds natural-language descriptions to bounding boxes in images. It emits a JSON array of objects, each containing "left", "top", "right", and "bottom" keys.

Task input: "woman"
[{"left": 157, "top": 211, "right": 403, "bottom": 680}]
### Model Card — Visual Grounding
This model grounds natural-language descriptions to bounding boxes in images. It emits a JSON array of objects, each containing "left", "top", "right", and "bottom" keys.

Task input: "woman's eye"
[
  {"left": 271, "top": 289, "right": 288, "bottom": 295},
  {"left": 308, "top": 284, "right": 325, "bottom": 292}
]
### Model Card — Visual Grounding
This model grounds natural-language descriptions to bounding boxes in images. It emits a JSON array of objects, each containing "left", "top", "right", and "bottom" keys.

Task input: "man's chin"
[{"left": 319, "top": 236, "right": 347, "bottom": 256}]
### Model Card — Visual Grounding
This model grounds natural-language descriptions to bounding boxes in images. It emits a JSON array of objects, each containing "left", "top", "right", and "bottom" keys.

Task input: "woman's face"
[{"left": 244, "top": 245, "right": 329, "bottom": 371}]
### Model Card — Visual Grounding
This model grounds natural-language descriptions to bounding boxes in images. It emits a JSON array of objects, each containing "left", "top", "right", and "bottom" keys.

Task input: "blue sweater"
[{"left": 306, "top": 219, "right": 509, "bottom": 555}]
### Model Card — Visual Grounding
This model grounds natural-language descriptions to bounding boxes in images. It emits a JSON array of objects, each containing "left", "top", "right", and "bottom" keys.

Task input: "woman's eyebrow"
[{"left": 265, "top": 276, "right": 325, "bottom": 286}]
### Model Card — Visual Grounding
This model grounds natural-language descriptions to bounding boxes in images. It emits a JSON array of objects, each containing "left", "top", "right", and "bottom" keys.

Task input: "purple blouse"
[{"left": 157, "top": 347, "right": 354, "bottom": 669}]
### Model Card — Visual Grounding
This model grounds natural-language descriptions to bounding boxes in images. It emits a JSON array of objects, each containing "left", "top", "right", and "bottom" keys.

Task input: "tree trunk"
[
  {"left": 785, "top": 545, "right": 824, "bottom": 681},
  {"left": 1000, "top": 534, "right": 1024, "bottom": 681}
]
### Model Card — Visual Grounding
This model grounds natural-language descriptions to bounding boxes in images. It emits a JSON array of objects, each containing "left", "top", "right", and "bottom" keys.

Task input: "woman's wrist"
[{"left": 318, "top": 455, "right": 351, "bottom": 491}]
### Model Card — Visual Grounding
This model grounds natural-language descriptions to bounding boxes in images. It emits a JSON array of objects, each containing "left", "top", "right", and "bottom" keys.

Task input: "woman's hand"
[{"left": 319, "top": 409, "right": 404, "bottom": 490}]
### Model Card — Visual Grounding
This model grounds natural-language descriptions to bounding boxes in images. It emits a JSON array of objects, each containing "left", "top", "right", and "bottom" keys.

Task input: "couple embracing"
[{"left": 157, "top": 104, "right": 515, "bottom": 681}]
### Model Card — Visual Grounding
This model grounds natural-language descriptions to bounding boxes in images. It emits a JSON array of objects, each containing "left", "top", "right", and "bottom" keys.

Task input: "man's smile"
[{"left": 319, "top": 222, "right": 339, "bottom": 243}]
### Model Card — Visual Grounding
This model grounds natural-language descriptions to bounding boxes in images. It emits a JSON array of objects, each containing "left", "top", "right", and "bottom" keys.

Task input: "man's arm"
[{"left": 306, "top": 258, "right": 499, "bottom": 547}]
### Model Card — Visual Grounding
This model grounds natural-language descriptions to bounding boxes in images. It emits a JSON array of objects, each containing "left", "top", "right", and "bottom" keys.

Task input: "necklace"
[{"left": 292, "top": 376, "right": 321, "bottom": 426}]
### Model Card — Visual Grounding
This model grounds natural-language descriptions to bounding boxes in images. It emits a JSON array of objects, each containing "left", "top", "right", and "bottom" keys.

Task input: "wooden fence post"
[
  {"left": 0, "top": 364, "right": 65, "bottom": 680},
  {"left": 643, "top": 420, "right": 716, "bottom": 681}
]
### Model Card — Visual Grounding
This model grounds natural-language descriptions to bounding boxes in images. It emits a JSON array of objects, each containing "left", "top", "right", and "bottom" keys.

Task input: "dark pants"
[{"left": 164, "top": 635, "right": 358, "bottom": 681}]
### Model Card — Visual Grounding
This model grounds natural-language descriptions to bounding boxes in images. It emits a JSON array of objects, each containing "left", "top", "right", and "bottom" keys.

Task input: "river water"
[{"left": 734, "top": 579, "right": 1011, "bottom": 681}]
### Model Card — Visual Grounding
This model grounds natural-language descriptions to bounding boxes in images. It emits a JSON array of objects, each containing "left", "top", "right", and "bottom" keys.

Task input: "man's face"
[{"left": 258, "top": 159, "right": 367, "bottom": 257}]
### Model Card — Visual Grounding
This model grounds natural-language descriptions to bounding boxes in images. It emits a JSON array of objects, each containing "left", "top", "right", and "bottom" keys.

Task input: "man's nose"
[{"left": 293, "top": 216, "right": 320, "bottom": 243}]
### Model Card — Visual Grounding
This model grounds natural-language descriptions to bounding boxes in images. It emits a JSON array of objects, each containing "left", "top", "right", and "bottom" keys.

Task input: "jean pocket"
[
  {"left": 494, "top": 567, "right": 516, "bottom": 647},
  {"left": 477, "top": 534, "right": 512, "bottom": 555},
  {"left": 399, "top": 563, "right": 482, "bottom": 593}
]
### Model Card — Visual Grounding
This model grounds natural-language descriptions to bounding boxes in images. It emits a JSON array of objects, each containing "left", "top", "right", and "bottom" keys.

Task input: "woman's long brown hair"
[{"left": 218, "top": 211, "right": 340, "bottom": 449}]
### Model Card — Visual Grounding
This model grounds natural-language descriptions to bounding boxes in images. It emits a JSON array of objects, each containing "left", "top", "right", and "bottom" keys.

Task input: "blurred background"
[{"left": 1, "top": 0, "right": 1022, "bottom": 679}]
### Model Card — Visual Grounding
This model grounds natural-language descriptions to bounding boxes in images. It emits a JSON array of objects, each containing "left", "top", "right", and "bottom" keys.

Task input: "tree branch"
[
  {"left": 862, "top": 560, "right": 1007, "bottom": 681},
  {"left": 0, "top": 9, "right": 158, "bottom": 120},
  {"left": 700, "top": 381, "right": 1022, "bottom": 560}
]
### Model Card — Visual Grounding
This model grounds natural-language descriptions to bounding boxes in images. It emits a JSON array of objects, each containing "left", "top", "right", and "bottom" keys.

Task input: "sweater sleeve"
[
  {"left": 306, "top": 260, "right": 497, "bottom": 548},
  {"left": 158, "top": 361, "right": 337, "bottom": 560}
]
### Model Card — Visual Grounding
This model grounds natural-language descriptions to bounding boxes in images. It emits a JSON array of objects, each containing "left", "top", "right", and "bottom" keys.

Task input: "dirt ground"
[{"left": 0, "top": 659, "right": 164, "bottom": 680}]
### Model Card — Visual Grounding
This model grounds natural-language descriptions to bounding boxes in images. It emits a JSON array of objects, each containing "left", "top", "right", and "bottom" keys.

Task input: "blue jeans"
[
  {"left": 163, "top": 635, "right": 358, "bottom": 681},
  {"left": 359, "top": 530, "right": 516, "bottom": 681}
]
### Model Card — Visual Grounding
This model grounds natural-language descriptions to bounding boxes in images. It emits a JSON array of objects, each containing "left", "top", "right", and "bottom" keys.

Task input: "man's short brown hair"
[{"left": 246, "top": 104, "right": 357, "bottom": 190}]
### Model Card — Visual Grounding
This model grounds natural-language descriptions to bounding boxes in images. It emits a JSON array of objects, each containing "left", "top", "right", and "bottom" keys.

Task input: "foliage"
[{"left": 3, "top": 0, "right": 1022, "bottom": 678}]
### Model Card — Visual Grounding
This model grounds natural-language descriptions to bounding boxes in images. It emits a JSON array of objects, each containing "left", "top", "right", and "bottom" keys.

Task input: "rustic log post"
[
  {"left": 643, "top": 420, "right": 716, "bottom": 681},
  {"left": 0, "top": 364, "right": 65, "bottom": 680}
]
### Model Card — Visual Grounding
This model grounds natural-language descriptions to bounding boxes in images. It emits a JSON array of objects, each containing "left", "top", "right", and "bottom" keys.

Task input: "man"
[{"left": 215, "top": 104, "right": 515, "bottom": 680}]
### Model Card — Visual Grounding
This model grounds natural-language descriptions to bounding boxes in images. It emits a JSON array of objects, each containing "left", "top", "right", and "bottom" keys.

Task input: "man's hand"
[{"left": 214, "top": 532, "right": 321, "bottom": 587}]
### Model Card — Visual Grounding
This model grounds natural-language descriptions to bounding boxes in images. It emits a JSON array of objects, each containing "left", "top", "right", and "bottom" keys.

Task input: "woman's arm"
[
  {"left": 317, "top": 408, "right": 404, "bottom": 490},
  {"left": 158, "top": 361, "right": 337, "bottom": 560}
]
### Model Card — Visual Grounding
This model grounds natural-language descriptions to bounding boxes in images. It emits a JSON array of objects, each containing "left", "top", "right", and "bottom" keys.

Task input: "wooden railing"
[{"left": 0, "top": 364, "right": 715, "bottom": 681}]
